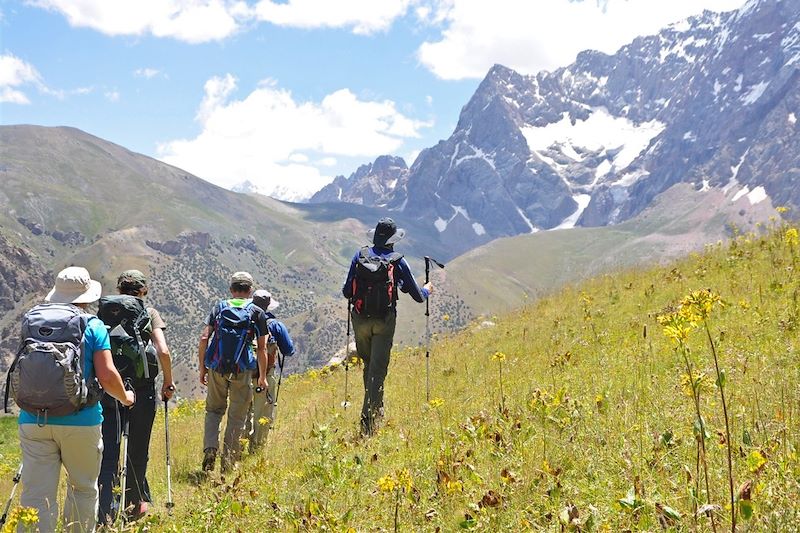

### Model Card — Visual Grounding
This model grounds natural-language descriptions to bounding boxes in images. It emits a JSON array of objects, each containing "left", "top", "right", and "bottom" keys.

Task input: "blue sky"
[{"left": 0, "top": 0, "right": 746, "bottom": 200}]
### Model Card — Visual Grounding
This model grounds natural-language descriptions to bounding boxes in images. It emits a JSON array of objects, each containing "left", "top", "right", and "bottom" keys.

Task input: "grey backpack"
[{"left": 4, "top": 303, "right": 102, "bottom": 421}]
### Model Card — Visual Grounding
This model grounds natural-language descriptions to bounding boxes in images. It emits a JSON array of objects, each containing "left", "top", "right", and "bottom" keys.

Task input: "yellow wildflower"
[
  {"left": 377, "top": 475, "right": 396, "bottom": 493},
  {"left": 776, "top": 206, "right": 790, "bottom": 214},
  {"left": 445, "top": 479, "right": 463, "bottom": 494},
  {"left": 492, "top": 351, "right": 507, "bottom": 362},
  {"left": 428, "top": 397, "right": 445, "bottom": 408},
  {"left": 258, "top": 417, "right": 270, "bottom": 426},
  {"left": 396, "top": 468, "right": 414, "bottom": 493},
  {"left": 785, "top": 228, "right": 799, "bottom": 248}
]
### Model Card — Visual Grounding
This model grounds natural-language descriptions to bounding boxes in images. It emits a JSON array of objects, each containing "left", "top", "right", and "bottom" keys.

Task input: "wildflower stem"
[
  {"left": 704, "top": 321, "right": 735, "bottom": 532},
  {"left": 680, "top": 346, "right": 718, "bottom": 533},
  {"left": 394, "top": 489, "right": 400, "bottom": 533},
  {"left": 499, "top": 360, "right": 505, "bottom": 413}
]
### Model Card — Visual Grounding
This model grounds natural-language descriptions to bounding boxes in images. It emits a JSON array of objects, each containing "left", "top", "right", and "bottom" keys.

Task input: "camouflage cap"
[
  {"left": 117, "top": 269, "right": 148, "bottom": 290},
  {"left": 230, "top": 271, "right": 254, "bottom": 287}
]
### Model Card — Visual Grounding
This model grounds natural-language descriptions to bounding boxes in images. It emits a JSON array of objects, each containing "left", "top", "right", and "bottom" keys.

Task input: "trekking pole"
[
  {"left": 0, "top": 463, "right": 22, "bottom": 527},
  {"left": 342, "top": 301, "right": 352, "bottom": 409},
  {"left": 116, "top": 380, "right": 134, "bottom": 526},
  {"left": 163, "top": 385, "right": 176, "bottom": 512},
  {"left": 423, "top": 256, "right": 445, "bottom": 402},
  {"left": 271, "top": 353, "right": 286, "bottom": 432}
]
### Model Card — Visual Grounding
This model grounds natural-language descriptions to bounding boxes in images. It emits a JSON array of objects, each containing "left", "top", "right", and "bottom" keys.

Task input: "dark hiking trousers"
[
  {"left": 98, "top": 383, "right": 156, "bottom": 524},
  {"left": 351, "top": 310, "right": 397, "bottom": 435}
]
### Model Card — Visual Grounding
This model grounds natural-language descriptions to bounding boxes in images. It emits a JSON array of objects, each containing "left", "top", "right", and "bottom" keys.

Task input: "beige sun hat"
[
  {"left": 45, "top": 266, "right": 102, "bottom": 304},
  {"left": 252, "top": 289, "right": 279, "bottom": 311}
]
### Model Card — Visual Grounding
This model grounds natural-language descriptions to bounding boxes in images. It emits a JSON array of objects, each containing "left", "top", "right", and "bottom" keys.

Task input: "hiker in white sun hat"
[{"left": 11, "top": 266, "right": 134, "bottom": 533}]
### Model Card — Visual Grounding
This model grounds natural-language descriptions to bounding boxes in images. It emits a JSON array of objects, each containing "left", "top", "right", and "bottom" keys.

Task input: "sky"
[{"left": 0, "top": 0, "right": 748, "bottom": 201}]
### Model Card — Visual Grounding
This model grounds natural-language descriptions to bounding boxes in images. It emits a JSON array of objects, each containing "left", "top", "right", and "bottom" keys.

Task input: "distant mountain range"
[{"left": 309, "top": 0, "right": 799, "bottom": 256}]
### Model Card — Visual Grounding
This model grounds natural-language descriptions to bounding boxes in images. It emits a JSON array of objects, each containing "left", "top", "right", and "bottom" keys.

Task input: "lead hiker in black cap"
[{"left": 342, "top": 217, "right": 432, "bottom": 436}]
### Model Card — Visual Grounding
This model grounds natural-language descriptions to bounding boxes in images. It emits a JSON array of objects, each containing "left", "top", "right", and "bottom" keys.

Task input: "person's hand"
[
  {"left": 200, "top": 368, "right": 208, "bottom": 386},
  {"left": 257, "top": 376, "right": 267, "bottom": 391},
  {"left": 424, "top": 282, "right": 434, "bottom": 294},
  {"left": 162, "top": 383, "right": 175, "bottom": 401},
  {"left": 122, "top": 390, "right": 136, "bottom": 407}
]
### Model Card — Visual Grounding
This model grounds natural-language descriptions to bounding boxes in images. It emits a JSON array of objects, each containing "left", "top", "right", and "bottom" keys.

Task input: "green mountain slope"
[{"left": 3, "top": 218, "right": 796, "bottom": 531}]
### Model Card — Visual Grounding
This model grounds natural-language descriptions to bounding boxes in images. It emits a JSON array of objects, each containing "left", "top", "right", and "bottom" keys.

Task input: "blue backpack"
[{"left": 204, "top": 300, "right": 257, "bottom": 374}]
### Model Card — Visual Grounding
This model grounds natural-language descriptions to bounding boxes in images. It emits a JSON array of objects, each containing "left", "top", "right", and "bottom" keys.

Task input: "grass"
[{"left": 1, "top": 217, "right": 799, "bottom": 531}]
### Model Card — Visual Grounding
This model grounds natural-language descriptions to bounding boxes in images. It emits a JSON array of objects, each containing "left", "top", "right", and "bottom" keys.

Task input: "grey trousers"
[
  {"left": 351, "top": 310, "right": 397, "bottom": 435},
  {"left": 203, "top": 371, "right": 253, "bottom": 470}
]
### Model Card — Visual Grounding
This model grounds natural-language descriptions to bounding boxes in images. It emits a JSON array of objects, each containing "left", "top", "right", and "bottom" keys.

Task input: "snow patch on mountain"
[
  {"left": 747, "top": 186, "right": 768, "bottom": 205},
  {"left": 521, "top": 109, "right": 665, "bottom": 180},
  {"left": 741, "top": 81, "right": 770, "bottom": 105},
  {"left": 555, "top": 194, "right": 592, "bottom": 230}
]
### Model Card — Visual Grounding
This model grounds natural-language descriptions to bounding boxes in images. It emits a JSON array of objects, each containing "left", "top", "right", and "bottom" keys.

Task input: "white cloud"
[
  {"left": 157, "top": 75, "right": 430, "bottom": 201},
  {"left": 134, "top": 68, "right": 161, "bottom": 79},
  {"left": 253, "top": 0, "right": 412, "bottom": 34},
  {"left": 418, "top": 0, "right": 748, "bottom": 80},
  {"left": 105, "top": 90, "right": 120, "bottom": 102},
  {"left": 29, "top": 0, "right": 248, "bottom": 43},
  {"left": 0, "top": 54, "right": 44, "bottom": 104},
  {"left": 29, "top": 0, "right": 414, "bottom": 42}
]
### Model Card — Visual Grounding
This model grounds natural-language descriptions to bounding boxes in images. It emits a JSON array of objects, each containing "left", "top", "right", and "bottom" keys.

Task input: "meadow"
[{"left": 1, "top": 216, "right": 798, "bottom": 531}]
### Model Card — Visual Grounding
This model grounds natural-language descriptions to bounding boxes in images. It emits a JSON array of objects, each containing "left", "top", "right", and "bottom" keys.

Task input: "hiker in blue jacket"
[
  {"left": 342, "top": 217, "right": 432, "bottom": 436},
  {"left": 247, "top": 289, "right": 295, "bottom": 450}
]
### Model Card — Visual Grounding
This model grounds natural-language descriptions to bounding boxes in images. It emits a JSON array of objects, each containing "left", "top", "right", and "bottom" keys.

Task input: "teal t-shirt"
[{"left": 18, "top": 316, "right": 110, "bottom": 426}]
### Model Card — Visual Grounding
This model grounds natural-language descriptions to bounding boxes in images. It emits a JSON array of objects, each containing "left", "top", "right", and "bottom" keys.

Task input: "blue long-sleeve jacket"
[
  {"left": 342, "top": 245, "right": 430, "bottom": 303},
  {"left": 265, "top": 311, "right": 295, "bottom": 357}
]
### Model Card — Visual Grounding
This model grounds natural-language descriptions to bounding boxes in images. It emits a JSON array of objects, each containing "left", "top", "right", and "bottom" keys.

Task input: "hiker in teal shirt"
[{"left": 16, "top": 267, "right": 134, "bottom": 533}]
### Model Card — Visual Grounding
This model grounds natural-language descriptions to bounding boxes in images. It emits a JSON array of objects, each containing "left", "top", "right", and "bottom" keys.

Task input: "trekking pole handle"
[{"left": 162, "top": 385, "right": 175, "bottom": 402}]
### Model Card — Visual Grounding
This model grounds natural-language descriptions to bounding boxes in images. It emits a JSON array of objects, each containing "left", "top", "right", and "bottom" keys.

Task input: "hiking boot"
[
  {"left": 202, "top": 447, "right": 217, "bottom": 472},
  {"left": 126, "top": 501, "right": 148, "bottom": 521}
]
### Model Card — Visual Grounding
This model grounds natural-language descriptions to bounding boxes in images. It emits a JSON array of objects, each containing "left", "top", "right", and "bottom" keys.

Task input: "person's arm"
[
  {"left": 267, "top": 343, "right": 277, "bottom": 371},
  {"left": 256, "top": 335, "right": 267, "bottom": 390},
  {"left": 94, "top": 349, "right": 135, "bottom": 406},
  {"left": 397, "top": 258, "right": 432, "bottom": 302},
  {"left": 341, "top": 251, "right": 359, "bottom": 299},
  {"left": 198, "top": 324, "right": 211, "bottom": 386},
  {"left": 151, "top": 327, "right": 174, "bottom": 399},
  {"left": 269, "top": 320, "right": 296, "bottom": 360}
]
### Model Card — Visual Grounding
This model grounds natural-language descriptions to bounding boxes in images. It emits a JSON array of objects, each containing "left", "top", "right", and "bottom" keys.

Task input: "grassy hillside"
[{"left": 2, "top": 216, "right": 797, "bottom": 531}]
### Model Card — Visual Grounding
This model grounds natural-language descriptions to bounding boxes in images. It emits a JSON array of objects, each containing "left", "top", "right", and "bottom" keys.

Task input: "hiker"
[
  {"left": 342, "top": 217, "right": 432, "bottom": 436},
  {"left": 9, "top": 266, "right": 135, "bottom": 533},
  {"left": 198, "top": 271, "right": 268, "bottom": 472},
  {"left": 97, "top": 270, "right": 175, "bottom": 524},
  {"left": 246, "top": 289, "right": 295, "bottom": 451}
]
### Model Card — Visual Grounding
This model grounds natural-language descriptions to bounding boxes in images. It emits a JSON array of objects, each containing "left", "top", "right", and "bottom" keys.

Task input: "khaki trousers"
[
  {"left": 18, "top": 423, "right": 103, "bottom": 533},
  {"left": 203, "top": 370, "right": 253, "bottom": 470},
  {"left": 247, "top": 366, "right": 278, "bottom": 450}
]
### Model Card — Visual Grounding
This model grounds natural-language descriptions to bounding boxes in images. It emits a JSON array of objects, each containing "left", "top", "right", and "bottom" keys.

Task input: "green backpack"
[{"left": 98, "top": 295, "right": 158, "bottom": 382}]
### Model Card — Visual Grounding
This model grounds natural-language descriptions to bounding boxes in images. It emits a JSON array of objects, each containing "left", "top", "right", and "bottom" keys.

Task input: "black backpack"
[
  {"left": 97, "top": 295, "right": 157, "bottom": 383},
  {"left": 351, "top": 246, "right": 403, "bottom": 318}
]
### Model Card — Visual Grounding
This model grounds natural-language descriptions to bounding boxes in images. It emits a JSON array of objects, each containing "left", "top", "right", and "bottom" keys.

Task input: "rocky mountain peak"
[
  {"left": 310, "top": 0, "right": 799, "bottom": 256},
  {"left": 309, "top": 155, "right": 408, "bottom": 206}
]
